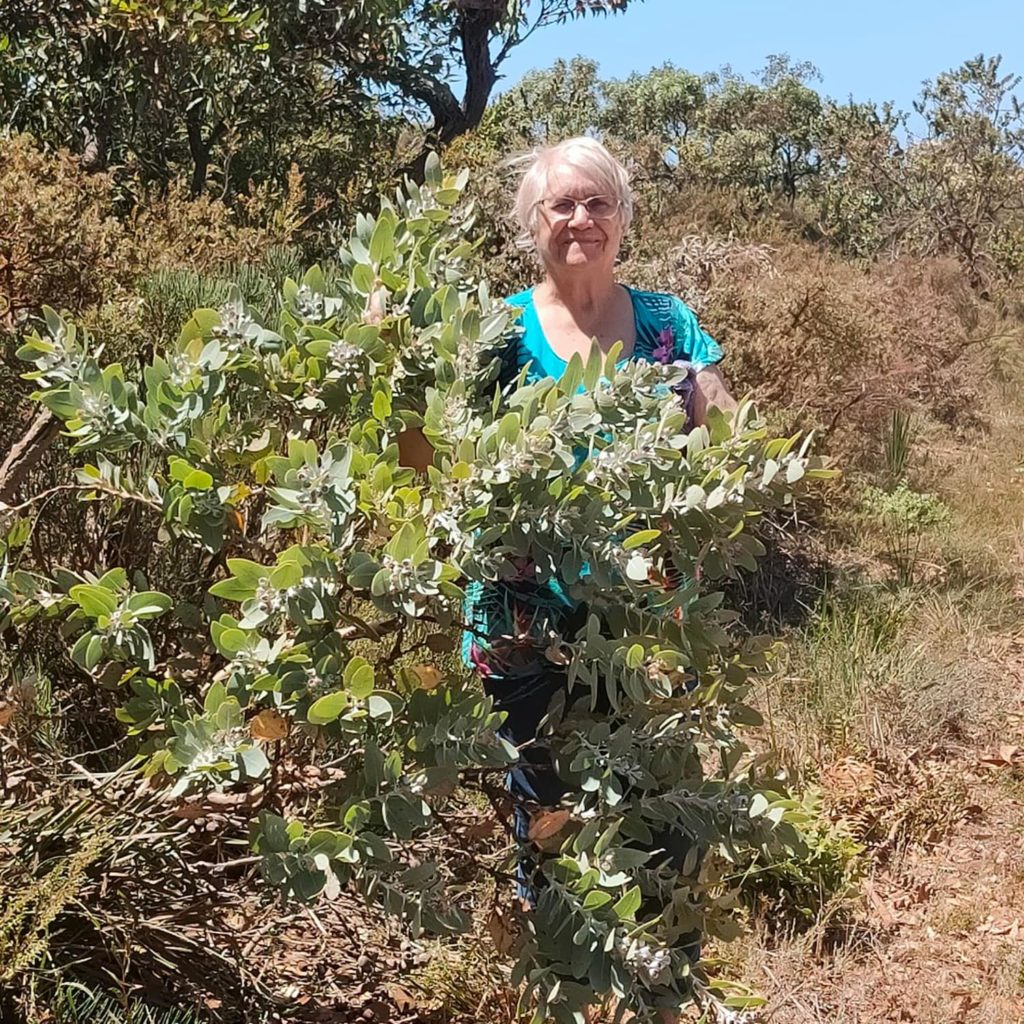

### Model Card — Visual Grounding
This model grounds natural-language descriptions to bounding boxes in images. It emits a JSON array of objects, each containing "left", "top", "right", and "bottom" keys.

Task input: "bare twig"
[{"left": 0, "top": 481, "right": 162, "bottom": 516}]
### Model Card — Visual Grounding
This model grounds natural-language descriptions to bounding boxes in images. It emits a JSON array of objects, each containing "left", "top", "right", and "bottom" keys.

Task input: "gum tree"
[{"left": 3, "top": 159, "right": 832, "bottom": 1022}]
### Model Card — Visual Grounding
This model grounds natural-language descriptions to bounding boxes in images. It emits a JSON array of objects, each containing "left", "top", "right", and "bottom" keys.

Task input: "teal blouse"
[
  {"left": 462, "top": 286, "right": 724, "bottom": 677},
  {"left": 498, "top": 285, "right": 723, "bottom": 388}
]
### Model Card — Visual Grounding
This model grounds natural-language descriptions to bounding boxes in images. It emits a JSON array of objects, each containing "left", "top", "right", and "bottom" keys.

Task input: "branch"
[
  {"left": 0, "top": 409, "right": 60, "bottom": 504},
  {"left": 0, "top": 480, "right": 163, "bottom": 516}
]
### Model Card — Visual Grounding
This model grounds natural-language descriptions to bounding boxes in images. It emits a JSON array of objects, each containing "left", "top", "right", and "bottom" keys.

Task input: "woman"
[
  {"left": 404, "top": 136, "right": 736, "bottom": 1010},
  {"left": 466, "top": 135, "right": 735, "bottom": 963}
]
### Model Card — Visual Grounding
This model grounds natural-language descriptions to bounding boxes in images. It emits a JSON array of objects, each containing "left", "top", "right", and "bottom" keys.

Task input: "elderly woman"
[
  {"left": 494, "top": 137, "right": 734, "bottom": 423},
  {"left": 463, "top": 137, "right": 734, "bottom": 791},
  {"left": 403, "top": 136, "right": 735, "bottom": 1004}
]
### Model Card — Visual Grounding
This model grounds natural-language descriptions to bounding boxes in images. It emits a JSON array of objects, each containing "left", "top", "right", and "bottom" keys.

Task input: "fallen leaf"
[
  {"left": 250, "top": 708, "right": 289, "bottom": 741},
  {"left": 425, "top": 633, "right": 456, "bottom": 653},
  {"left": 486, "top": 908, "right": 518, "bottom": 954},
  {"left": 386, "top": 984, "right": 418, "bottom": 1012},
  {"left": 862, "top": 876, "right": 896, "bottom": 927},
  {"left": 173, "top": 801, "right": 207, "bottom": 820},
  {"left": 411, "top": 663, "right": 443, "bottom": 690},
  {"left": 466, "top": 818, "right": 498, "bottom": 840},
  {"left": 0, "top": 705, "right": 13, "bottom": 729},
  {"left": 528, "top": 808, "right": 571, "bottom": 842}
]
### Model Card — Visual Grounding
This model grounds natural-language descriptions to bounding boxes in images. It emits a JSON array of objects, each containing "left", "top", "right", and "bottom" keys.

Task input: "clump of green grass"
[
  {"left": 756, "top": 577, "right": 1004, "bottom": 771},
  {"left": 759, "top": 590, "right": 908, "bottom": 764},
  {"left": 882, "top": 408, "right": 916, "bottom": 486},
  {"left": 53, "top": 981, "right": 209, "bottom": 1023},
  {"left": 409, "top": 930, "right": 521, "bottom": 1023}
]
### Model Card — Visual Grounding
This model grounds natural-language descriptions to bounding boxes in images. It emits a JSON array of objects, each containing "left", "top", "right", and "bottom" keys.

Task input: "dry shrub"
[
  {"left": 619, "top": 233, "right": 779, "bottom": 314},
  {"left": 820, "top": 750, "right": 971, "bottom": 864},
  {"left": 0, "top": 133, "right": 279, "bottom": 331},
  {"left": 0, "top": 135, "right": 291, "bottom": 454},
  {"left": 0, "top": 134, "right": 135, "bottom": 331},
  {"left": 696, "top": 246, "right": 983, "bottom": 460},
  {"left": 628, "top": 180, "right": 792, "bottom": 244},
  {"left": 128, "top": 184, "right": 269, "bottom": 274}
]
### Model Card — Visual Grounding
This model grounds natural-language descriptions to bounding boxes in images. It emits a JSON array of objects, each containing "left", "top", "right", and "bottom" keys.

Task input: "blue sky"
[{"left": 493, "top": 0, "right": 1023, "bottom": 116}]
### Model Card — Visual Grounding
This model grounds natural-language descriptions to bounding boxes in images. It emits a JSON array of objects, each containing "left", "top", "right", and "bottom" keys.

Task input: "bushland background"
[{"left": 1, "top": 2, "right": 1023, "bottom": 1022}]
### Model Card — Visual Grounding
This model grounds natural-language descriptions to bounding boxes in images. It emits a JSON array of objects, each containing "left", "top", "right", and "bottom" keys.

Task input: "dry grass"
[{"left": 726, "top": 352, "right": 1024, "bottom": 1024}]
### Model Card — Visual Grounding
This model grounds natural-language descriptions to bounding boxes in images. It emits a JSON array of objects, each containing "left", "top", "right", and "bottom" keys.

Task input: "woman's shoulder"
[{"left": 625, "top": 286, "right": 724, "bottom": 367}]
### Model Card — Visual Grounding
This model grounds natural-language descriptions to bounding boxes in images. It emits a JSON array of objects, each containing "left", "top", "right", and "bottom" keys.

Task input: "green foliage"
[
  {"left": 470, "top": 50, "right": 1024, "bottom": 282},
  {"left": 735, "top": 788, "right": 864, "bottom": 931},
  {"left": 138, "top": 249, "right": 305, "bottom": 338},
  {"left": 4, "top": 161, "right": 832, "bottom": 1022},
  {"left": 601, "top": 63, "right": 710, "bottom": 152},
  {"left": 491, "top": 57, "right": 603, "bottom": 145},
  {"left": 882, "top": 409, "right": 916, "bottom": 486},
  {"left": 0, "top": 0, "right": 642, "bottom": 203},
  {"left": 0, "top": 830, "right": 111, "bottom": 983},
  {"left": 865, "top": 482, "right": 951, "bottom": 586},
  {"left": 53, "top": 983, "right": 207, "bottom": 1024}
]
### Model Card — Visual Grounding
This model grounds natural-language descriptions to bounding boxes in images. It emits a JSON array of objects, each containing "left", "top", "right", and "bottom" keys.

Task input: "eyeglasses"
[{"left": 537, "top": 195, "right": 621, "bottom": 222}]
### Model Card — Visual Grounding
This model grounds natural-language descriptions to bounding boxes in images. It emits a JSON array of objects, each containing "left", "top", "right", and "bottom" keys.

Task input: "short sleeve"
[{"left": 672, "top": 298, "right": 723, "bottom": 371}]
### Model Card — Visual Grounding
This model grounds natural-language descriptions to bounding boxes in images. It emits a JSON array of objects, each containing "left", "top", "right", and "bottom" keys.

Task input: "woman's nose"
[{"left": 568, "top": 201, "right": 593, "bottom": 228}]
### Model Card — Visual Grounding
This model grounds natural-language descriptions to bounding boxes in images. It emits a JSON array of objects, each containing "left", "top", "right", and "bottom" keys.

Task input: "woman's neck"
[{"left": 535, "top": 271, "right": 621, "bottom": 317}]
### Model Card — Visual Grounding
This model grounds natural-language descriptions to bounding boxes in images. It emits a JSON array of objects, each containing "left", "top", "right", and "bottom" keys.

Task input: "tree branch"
[{"left": 0, "top": 409, "right": 60, "bottom": 505}]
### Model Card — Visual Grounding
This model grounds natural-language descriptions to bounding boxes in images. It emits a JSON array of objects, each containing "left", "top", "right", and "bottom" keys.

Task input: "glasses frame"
[{"left": 536, "top": 194, "right": 622, "bottom": 223}]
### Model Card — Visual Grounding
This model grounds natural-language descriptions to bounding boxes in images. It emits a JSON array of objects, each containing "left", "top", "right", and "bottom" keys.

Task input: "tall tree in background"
[
  {"left": 907, "top": 54, "right": 1024, "bottom": 283},
  {"left": 488, "top": 55, "right": 602, "bottom": 144},
  {"left": 0, "top": 0, "right": 642, "bottom": 195},
  {"left": 602, "top": 62, "right": 710, "bottom": 162},
  {"left": 698, "top": 56, "right": 823, "bottom": 203}
]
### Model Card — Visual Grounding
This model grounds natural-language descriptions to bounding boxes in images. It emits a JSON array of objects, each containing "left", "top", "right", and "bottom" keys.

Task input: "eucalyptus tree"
[{"left": 0, "top": 0, "right": 643, "bottom": 194}]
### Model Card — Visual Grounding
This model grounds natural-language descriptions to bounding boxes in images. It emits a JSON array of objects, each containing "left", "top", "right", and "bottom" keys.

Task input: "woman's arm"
[{"left": 691, "top": 365, "right": 737, "bottom": 427}]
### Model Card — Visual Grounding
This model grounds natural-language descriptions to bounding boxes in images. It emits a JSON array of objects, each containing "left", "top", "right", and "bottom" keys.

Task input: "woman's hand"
[{"left": 692, "top": 365, "right": 737, "bottom": 427}]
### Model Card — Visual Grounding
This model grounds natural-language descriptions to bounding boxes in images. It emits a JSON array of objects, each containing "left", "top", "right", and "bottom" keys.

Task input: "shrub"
[
  {"left": 734, "top": 788, "right": 864, "bottom": 938},
  {"left": 863, "top": 481, "right": 951, "bottom": 585},
  {"left": 0, "top": 134, "right": 135, "bottom": 333},
  {"left": 3, "top": 159, "right": 832, "bottom": 1023},
  {"left": 697, "top": 247, "right": 982, "bottom": 458}
]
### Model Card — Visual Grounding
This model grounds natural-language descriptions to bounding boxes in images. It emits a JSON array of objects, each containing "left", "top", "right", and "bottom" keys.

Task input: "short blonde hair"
[{"left": 511, "top": 137, "right": 633, "bottom": 250}]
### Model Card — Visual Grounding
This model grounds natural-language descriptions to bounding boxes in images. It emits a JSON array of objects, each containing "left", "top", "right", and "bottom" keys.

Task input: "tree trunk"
[
  {"left": 186, "top": 108, "right": 226, "bottom": 197},
  {"left": 446, "top": 4, "right": 501, "bottom": 144}
]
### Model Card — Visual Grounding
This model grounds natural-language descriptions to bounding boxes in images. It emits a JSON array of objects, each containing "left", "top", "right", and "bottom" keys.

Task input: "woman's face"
[{"left": 532, "top": 162, "right": 625, "bottom": 275}]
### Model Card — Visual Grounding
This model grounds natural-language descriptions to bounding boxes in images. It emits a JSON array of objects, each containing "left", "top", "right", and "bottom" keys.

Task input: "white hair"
[{"left": 510, "top": 136, "right": 633, "bottom": 250}]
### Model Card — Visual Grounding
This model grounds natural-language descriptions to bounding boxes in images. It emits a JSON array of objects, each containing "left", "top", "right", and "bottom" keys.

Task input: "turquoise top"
[
  {"left": 498, "top": 285, "right": 723, "bottom": 389},
  {"left": 462, "top": 286, "right": 724, "bottom": 675}
]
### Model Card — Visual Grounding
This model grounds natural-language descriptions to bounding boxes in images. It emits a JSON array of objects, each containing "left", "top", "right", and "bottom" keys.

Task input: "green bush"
[
  {"left": 2, "top": 158, "right": 832, "bottom": 1023},
  {"left": 734, "top": 788, "right": 864, "bottom": 934},
  {"left": 864, "top": 482, "right": 951, "bottom": 585}
]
